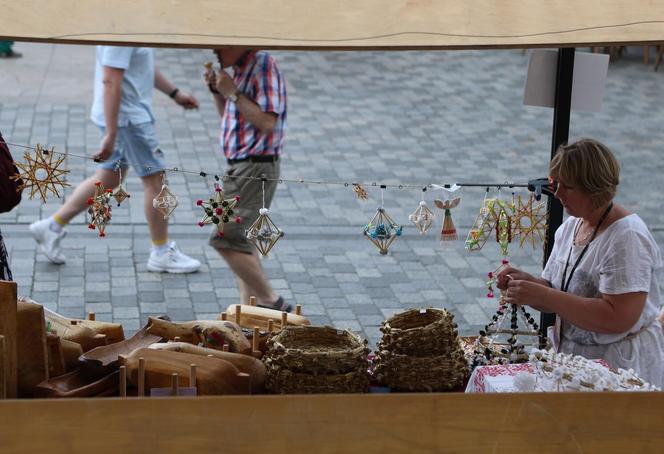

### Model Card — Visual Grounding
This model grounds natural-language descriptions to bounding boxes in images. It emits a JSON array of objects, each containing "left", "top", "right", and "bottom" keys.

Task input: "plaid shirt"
[{"left": 220, "top": 51, "right": 287, "bottom": 160}]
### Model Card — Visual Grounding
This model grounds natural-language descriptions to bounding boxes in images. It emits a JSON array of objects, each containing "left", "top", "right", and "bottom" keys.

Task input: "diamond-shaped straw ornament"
[
  {"left": 11, "top": 144, "right": 70, "bottom": 202},
  {"left": 196, "top": 184, "right": 240, "bottom": 237},
  {"left": 408, "top": 201, "right": 434, "bottom": 235},
  {"left": 152, "top": 182, "right": 178, "bottom": 219},
  {"left": 246, "top": 208, "right": 284, "bottom": 256},
  {"left": 364, "top": 208, "right": 402, "bottom": 255},
  {"left": 86, "top": 181, "right": 113, "bottom": 237},
  {"left": 112, "top": 185, "right": 130, "bottom": 206}
]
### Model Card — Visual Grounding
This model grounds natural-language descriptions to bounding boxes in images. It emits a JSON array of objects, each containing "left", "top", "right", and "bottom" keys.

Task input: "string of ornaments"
[{"left": 5, "top": 141, "right": 545, "bottom": 257}]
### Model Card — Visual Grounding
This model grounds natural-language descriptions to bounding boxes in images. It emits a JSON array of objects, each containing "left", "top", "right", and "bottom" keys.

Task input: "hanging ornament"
[
  {"left": 465, "top": 189, "right": 496, "bottom": 252},
  {"left": 86, "top": 181, "right": 113, "bottom": 237},
  {"left": 434, "top": 197, "right": 461, "bottom": 242},
  {"left": 408, "top": 189, "right": 434, "bottom": 234},
  {"left": 513, "top": 194, "right": 547, "bottom": 249},
  {"left": 245, "top": 179, "right": 284, "bottom": 256},
  {"left": 493, "top": 199, "right": 512, "bottom": 256},
  {"left": 352, "top": 183, "right": 368, "bottom": 200},
  {"left": 196, "top": 183, "right": 240, "bottom": 237},
  {"left": 111, "top": 165, "right": 131, "bottom": 207},
  {"left": 152, "top": 172, "right": 178, "bottom": 219},
  {"left": 10, "top": 144, "right": 70, "bottom": 202},
  {"left": 363, "top": 185, "right": 402, "bottom": 255}
]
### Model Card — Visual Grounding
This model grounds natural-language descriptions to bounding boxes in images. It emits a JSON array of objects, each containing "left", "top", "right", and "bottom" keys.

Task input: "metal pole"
[{"left": 540, "top": 48, "right": 575, "bottom": 342}]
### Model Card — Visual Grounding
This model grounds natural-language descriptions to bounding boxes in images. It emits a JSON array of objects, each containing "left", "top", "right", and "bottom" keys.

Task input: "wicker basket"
[
  {"left": 374, "top": 308, "right": 469, "bottom": 391},
  {"left": 378, "top": 308, "right": 459, "bottom": 357},
  {"left": 373, "top": 348, "right": 468, "bottom": 392},
  {"left": 264, "top": 325, "right": 370, "bottom": 394},
  {"left": 266, "top": 325, "right": 369, "bottom": 374}
]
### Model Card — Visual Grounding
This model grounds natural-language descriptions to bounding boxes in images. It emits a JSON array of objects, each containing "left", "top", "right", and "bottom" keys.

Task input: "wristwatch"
[{"left": 228, "top": 90, "right": 241, "bottom": 102}]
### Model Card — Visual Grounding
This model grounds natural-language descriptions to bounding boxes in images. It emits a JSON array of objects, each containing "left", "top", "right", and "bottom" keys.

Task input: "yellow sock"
[
  {"left": 152, "top": 238, "right": 168, "bottom": 247},
  {"left": 52, "top": 214, "right": 67, "bottom": 227}
]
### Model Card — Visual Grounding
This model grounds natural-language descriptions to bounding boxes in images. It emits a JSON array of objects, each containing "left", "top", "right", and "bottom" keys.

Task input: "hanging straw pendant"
[
  {"left": 246, "top": 208, "right": 284, "bottom": 256},
  {"left": 112, "top": 166, "right": 131, "bottom": 207},
  {"left": 245, "top": 178, "right": 283, "bottom": 256},
  {"left": 87, "top": 181, "right": 113, "bottom": 237},
  {"left": 434, "top": 197, "right": 461, "bottom": 242},
  {"left": 465, "top": 190, "right": 496, "bottom": 252},
  {"left": 152, "top": 172, "right": 178, "bottom": 219},
  {"left": 408, "top": 200, "right": 434, "bottom": 235},
  {"left": 196, "top": 183, "right": 240, "bottom": 237}
]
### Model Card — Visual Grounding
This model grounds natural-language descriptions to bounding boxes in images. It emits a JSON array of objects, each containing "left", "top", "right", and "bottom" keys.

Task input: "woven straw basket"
[{"left": 264, "top": 325, "right": 370, "bottom": 394}]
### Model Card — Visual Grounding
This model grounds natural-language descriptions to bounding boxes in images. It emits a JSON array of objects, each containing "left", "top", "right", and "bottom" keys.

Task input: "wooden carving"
[
  {"left": 120, "top": 348, "right": 249, "bottom": 395},
  {"left": 42, "top": 305, "right": 124, "bottom": 347},
  {"left": 149, "top": 342, "right": 266, "bottom": 392},
  {"left": 146, "top": 317, "right": 251, "bottom": 355},
  {"left": 223, "top": 304, "right": 310, "bottom": 332}
]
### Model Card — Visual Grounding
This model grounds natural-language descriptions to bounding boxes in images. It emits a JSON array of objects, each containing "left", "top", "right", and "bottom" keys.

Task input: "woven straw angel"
[{"left": 434, "top": 197, "right": 461, "bottom": 242}]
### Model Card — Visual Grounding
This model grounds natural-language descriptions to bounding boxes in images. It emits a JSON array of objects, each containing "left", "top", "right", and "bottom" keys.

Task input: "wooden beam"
[
  {"left": 1, "top": 1, "right": 664, "bottom": 49},
  {"left": 0, "top": 281, "right": 17, "bottom": 398},
  {"left": 0, "top": 392, "right": 662, "bottom": 452}
]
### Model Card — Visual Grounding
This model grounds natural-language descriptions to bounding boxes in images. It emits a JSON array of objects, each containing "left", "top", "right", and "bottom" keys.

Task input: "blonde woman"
[{"left": 497, "top": 138, "right": 664, "bottom": 387}]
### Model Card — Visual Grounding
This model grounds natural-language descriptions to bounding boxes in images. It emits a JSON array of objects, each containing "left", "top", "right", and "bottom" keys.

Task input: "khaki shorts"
[{"left": 209, "top": 160, "right": 280, "bottom": 254}]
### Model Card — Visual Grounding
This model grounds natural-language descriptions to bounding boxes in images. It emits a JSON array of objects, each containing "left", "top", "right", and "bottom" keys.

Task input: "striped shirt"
[{"left": 220, "top": 51, "right": 287, "bottom": 160}]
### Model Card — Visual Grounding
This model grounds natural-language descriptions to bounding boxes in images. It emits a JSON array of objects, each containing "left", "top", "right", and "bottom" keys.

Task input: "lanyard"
[{"left": 560, "top": 202, "right": 613, "bottom": 293}]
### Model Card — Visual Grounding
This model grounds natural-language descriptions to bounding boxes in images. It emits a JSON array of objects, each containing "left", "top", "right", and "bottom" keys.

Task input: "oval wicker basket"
[
  {"left": 378, "top": 308, "right": 459, "bottom": 356},
  {"left": 264, "top": 325, "right": 370, "bottom": 394},
  {"left": 373, "top": 349, "right": 468, "bottom": 392}
]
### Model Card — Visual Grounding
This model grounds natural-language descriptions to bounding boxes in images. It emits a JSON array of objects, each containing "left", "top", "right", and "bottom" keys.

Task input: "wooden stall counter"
[{"left": 1, "top": 392, "right": 664, "bottom": 453}]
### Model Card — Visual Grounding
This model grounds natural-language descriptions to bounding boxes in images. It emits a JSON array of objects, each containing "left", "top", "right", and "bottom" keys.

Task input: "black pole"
[{"left": 540, "top": 48, "right": 575, "bottom": 343}]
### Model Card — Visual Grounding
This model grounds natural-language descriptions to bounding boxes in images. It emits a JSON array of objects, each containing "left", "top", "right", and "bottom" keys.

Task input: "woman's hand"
[
  {"left": 496, "top": 266, "right": 535, "bottom": 291},
  {"left": 504, "top": 279, "right": 550, "bottom": 311}
]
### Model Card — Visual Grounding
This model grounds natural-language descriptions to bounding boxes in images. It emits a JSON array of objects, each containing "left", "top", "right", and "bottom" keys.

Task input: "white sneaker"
[
  {"left": 29, "top": 218, "right": 67, "bottom": 264},
  {"left": 147, "top": 242, "right": 201, "bottom": 274}
]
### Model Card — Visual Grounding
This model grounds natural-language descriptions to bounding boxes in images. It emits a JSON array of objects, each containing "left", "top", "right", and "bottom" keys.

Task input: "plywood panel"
[
  {"left": 1, "top": 1, "right": 664, "bottom": 49},
  {"left": 0, "top": 392, "right": 662, "bottom": 452}
]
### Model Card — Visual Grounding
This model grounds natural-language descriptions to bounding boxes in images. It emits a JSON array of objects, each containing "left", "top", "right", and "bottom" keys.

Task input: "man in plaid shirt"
[{"left": 205, "top": 49, "right": 291, "bottom": 312}]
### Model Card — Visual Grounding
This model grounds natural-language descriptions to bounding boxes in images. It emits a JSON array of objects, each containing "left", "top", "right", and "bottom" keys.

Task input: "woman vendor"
[{"left": 497, "top": 138, "right": 664, "bottom": 387}]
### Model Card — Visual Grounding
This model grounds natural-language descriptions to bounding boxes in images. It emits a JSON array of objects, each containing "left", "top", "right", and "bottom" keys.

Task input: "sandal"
[{"left": 257, "top": 296, "right": 292, "bottom": 313}]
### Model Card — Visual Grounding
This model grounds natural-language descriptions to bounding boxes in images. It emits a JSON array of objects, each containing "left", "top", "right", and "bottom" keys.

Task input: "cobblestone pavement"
[{"left": 1, "top": 43, "right": 663, "bottom": 347}]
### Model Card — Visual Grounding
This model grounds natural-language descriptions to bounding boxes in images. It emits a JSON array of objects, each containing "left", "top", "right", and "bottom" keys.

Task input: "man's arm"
[
  {"left": 215, "top": 70, "right": 277, "bottom": 134},
  {"left": 93, "top": 66, "right": 123, "bottom": 162},
  {"left": 154, "top": 66, "right": 199, "bottom": 110}
]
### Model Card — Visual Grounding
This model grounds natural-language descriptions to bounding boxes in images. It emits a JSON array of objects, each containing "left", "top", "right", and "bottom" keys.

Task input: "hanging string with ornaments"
[{"left": 3, "top": 141, "right": 544, "bottom": 253}]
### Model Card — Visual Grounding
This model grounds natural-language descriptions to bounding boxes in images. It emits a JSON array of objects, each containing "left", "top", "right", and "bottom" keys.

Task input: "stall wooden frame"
[{"left": 2, "top": 1, "right": 664, "bottom": 451}]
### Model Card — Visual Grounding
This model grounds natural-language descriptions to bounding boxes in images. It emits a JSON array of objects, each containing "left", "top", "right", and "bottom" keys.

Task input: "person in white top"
[
  {"left": 497, "top": 138, "right": 664, "bottom": 387},
  {"left": 29, "top": 47, "right": 202, "bottom": 274}
]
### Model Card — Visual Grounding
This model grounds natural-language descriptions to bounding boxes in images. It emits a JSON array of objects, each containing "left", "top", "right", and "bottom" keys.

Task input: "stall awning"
[{"left": 2, "top": 0, "right": 664, "bottom": 49}]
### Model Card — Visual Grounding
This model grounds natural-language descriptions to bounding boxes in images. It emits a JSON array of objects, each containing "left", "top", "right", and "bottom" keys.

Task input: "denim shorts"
[{"left": 97, "top": 122, "right": 166, "bottom": 177}]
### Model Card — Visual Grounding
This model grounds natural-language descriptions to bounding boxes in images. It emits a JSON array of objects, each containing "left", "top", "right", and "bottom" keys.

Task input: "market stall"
[{"left": 2, "top": 1, "right": 664, "bottom": 452}]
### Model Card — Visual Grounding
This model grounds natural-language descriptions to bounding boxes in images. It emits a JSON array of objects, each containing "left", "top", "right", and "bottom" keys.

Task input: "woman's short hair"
[{"left": 549, "top": 138, "right": 620, "bottom": 209}]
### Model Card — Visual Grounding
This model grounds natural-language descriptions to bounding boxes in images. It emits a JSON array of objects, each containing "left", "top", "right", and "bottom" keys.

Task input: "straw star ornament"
[
  {"left": 11, "top": 144, "right": 70, "bottom": 202},
  {"left": 196, "top": 184, "right": 240, "bottom": 237}
]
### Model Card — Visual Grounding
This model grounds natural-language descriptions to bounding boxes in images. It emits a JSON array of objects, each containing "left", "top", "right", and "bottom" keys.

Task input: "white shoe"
[
  {"left": 29, "top": 219, "right": 67, "bottom": 264},
  {"left": 147, "top": 242, "right": 201, "bottom": 274}
]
